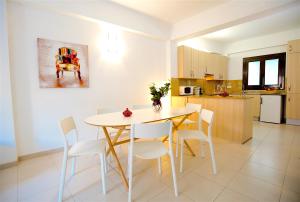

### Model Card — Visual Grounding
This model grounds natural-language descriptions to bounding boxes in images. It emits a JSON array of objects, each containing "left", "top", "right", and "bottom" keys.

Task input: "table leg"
[
  {"left": 106, "top": 126, "right": 125, "bottom": 156},
  {"left": 163, "top": 114, "right": 196, "bottom": 157},
  {"left": 102, "top": 127, "right": 129, "bottom": 190}
]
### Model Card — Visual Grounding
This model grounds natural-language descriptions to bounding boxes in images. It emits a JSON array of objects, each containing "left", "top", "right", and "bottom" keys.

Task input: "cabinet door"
[
  {"left": 205, "top": 53, "right": 217, "bottom": 75},
  {"left": 178, "top": 46, "right": 192, "bottom": 78},
  {"left": 286, "top": 93, "right": 300, "bottom": 120},
  {"left": 171, "top": 96, "right": 187, "bottom": 108},
  {"left": 288, "top": 39, "right": 300, "bottom": 53},
  {"left": 219, "top": 56, "right": 228, "bottom": 80},
  {"left": 198, "top": 51, "right": 206, "bottom": 78},
  {"left": 191, "top": 49, "right": 199, "bottom": 78},
  {"left": 287, "top": 53, "right": 300, "bottom": 93}
]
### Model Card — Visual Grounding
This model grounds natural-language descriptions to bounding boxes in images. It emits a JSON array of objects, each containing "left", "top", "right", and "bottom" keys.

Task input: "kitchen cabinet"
[
  {"left": 286, "top": 93, "right": 300, "bottom": 120},
  {"left": 286, "top": 39, "right": 300, "bottom": 124},
  {"left": 286, "top": 53, "right": 300, "bottom": 93},
  {"left": 188, "top": 96, "right": 253, "bottom": 143},
  {"left": 171, "top": 96, "right": 188, "bottom": 108},
  {"left": 178, "top": 46, "right": 193, "bottom": 78},
  {"left": 288, "top": 39, "right": 300, "bottom": 53},
  {"left": 177, "top": 46, "right": 228, "bottom": 80},
  {"left": 250, "top": 95, "right": 261, "bottom": 119}
]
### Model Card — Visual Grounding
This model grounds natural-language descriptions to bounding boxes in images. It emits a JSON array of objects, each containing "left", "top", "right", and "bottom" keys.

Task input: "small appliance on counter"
[
  {"left": 194, "top": 87, "right": 203, "bottom": 95},
  {"left": 179, "top": 86, "right": 195, "bottom": 95}
]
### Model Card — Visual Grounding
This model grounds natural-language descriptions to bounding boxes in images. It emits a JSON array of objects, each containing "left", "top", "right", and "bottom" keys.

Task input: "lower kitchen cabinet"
[
  {"left": 286, "top": 93, "right": 300, "bottom": 123},
  {"left": 171, "top": 96, "right": 187, "bottom": 108}
]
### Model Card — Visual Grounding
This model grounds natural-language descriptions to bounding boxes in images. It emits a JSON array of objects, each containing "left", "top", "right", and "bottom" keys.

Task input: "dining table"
[{"left": 84, "top": 107, "right": 197, "bottom": 190}]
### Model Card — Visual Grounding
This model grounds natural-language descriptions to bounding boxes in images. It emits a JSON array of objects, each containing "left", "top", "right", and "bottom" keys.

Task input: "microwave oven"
[{"left": 179, "top": 86, "right": 194, "bottom": 95}]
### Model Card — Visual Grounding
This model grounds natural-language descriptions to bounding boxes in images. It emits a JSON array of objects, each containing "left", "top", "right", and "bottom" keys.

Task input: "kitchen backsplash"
[{"left": 171, "top": 78, "right": 286, "bottom": 96}]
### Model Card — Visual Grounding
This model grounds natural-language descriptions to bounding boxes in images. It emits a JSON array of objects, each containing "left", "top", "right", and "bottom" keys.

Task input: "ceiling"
[
  {"left": 200, "top": 2, "right": 300, "bottom": 43},
  {"left": 110, "top": 0, "right": 229, "bottom": 24}
]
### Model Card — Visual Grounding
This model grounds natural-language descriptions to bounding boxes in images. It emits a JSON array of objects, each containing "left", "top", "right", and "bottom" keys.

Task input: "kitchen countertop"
[{"left": 172, "top": 95, "right": 253, "bottom": 99}]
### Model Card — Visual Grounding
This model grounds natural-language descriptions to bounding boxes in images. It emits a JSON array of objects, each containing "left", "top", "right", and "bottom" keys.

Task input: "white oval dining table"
[{"left": 84, "top": 107, "right": 196, "bottom": 190}]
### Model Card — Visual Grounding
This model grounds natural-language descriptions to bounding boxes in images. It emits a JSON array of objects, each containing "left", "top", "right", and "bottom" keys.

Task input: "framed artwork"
[{"left": 37, "top": 38, "right": 89, "bottom": 88}]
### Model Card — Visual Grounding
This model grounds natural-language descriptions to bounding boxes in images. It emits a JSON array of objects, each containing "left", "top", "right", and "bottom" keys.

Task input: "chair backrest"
[
  {"left": 131, "top": 121, "right": 173, "bottom": 140},
  {"left": 200, "top": 109, "right": 214, "bottom": 138},
  {"left": 186, "top": 103, "right": 202, "bottom": 113},
  {"left": 132, "top": 104, "right": 152, "bottom": 110},
  {"left": 59, "top": 116, "right": 76, "bottom": 136}
]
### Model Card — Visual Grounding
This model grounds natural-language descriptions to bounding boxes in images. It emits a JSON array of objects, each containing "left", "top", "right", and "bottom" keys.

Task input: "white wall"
[
  {"left": 8, "top": 2, "right": 168, "bottom": 156},
  {"left": 0, "top": 0, "right": 17, "bottom": 164},
  {"left": 226, "top": 28, "right": 300, "bottom": 80}
]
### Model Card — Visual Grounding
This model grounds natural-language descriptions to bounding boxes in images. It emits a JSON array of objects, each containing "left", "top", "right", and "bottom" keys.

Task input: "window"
[{"left": 243, "top": 53, "right": 286, "bottom": 90}]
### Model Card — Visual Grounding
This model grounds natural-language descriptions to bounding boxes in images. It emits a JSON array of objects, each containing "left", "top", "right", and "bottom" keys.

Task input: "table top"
[{"left": 84, "top": 107, "right": 195, "bottom": 127}]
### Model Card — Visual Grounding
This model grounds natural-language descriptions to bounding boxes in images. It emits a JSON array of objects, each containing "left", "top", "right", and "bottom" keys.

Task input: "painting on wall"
[{"left": 38, "top": 38, "right": 89, "bottom": 88}]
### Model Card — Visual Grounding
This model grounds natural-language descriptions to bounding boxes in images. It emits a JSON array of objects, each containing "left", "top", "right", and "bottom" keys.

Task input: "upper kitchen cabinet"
[
  {"left": 178, "top": 46, "right": 193, "bottom": 78},
  {"left": 177, "top": 45, "right": 228, "bottom": 80},
  {"left": 288, "top": 39, "right": 300, "bottom": 53}
]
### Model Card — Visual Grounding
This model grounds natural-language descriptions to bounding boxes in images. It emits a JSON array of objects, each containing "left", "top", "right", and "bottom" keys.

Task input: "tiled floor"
[{"left": 1, "top": 121, "right": 300, "bottom": 202}]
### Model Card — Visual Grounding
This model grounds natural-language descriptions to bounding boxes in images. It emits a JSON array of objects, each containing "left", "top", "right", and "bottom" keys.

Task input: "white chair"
[
  {"left": 176, "top": 109, "right": 217, "bottom": 174},
  {"left": 127, "top": 121, "right": 178, "bottom": 202},
  {"left": 58, "top": 117, "right": 107, "bottom": 202},
  {"left": 175, "top": 103, "right": 202, "bottom": 157}
]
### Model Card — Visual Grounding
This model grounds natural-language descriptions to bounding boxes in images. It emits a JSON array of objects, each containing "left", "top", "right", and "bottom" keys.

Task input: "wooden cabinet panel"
[
  {"left": 287, "top": 53, "right": 300, "bottom": 93},
  {"left": 187, "top": 97, "right": 253, "bottom": 143},
  {"left": 191, "top": 49, "right": 199, "bottom": 78},
  {"left": 178, "top": 46, "right": 193, "bottom": 78},
  {"left": 250, "top": 95, "right": 261, "bottom": 119},
  {"left": 171, "top": 96, "right": 187, "bottom": 108},
  {"left": 177, "top": 45, "right": 228, "bottom": 80},
  {"left": 288, "top": 39, "right": 300, "bottom": 53},
  {"left": 286, "top": 93, "right": 300, "bottom": 120}
]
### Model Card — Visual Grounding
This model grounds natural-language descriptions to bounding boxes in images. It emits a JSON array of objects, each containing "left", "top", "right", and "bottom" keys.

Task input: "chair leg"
[
  {"left": 176, "top": 135, "right": 179, "bottom": 158},
  {"left": 100, "top": 154, "right": 106, "bottom": 194},
  {"left": 169, "top": 151, "right": 178, "bottom": 197},
  {"left": 158, "top": 157, "right": 162, "bottom": 175},
  {"left": 104, "top": 153, "right": 108, "bottom": 174},
  {"left": 208, "top": 140, "right": 217, "bottom": 175},
  {"left": 200, "top": 141, "right": 205, "bottom": 158},
  {"left": 58, "top": 153, "right": 67, "bottom": 202},
  {"left": 71, "top": 157, "right": 76, "bottom": 177},
  {"left": 180, "top": 138, "right": 184, "bottom": 173},
  {"left": 128, "top": 149, "right": 133, "bottom": 202}
]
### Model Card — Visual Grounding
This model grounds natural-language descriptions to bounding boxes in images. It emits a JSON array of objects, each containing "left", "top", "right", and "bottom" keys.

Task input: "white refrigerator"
[{"left": 260, "top": 95, "right": 282, "bottom": 124}]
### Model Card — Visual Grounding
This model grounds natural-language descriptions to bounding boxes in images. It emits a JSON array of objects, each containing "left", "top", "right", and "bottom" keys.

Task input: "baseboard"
[
  {"left": 18, "top": 147, "right": 63, "bottom": 161},
  {"left": 0, "top": 161, "right": 18, "bottom": 170},
  {"left": 0, "top": 147, "right": 63, "bottom": 170},
  {"left": 286, "top": 119, "right": 300, "bottom": 126}
]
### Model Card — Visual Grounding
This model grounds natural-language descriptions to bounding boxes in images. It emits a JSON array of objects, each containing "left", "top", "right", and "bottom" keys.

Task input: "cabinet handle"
[
  {"left": 288, "top": 85, "right": 291, "bottom": 91},
  {"left": 260, "top": 97, "right": 263, "bottom": 105}
]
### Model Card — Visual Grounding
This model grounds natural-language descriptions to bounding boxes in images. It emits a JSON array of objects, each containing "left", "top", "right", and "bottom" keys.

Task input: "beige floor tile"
[
  {"left": 72, "top": 182, "right": 127, "bottom": 202},
  {"left": 228, "top": 174, "right": 281, "bottom": 202},
  {"left": 130, "top": 168, "right": 168, "bottom": 202},
  {"left": 178, "top": 171, "right": 224, "bottom": 202},
  {"left": 283, "top": 167, "right": 300, "bottom": 194},
  {"left": 193, "top": 162, "right": 237, "bottom": 186},
  {"left": 19, "top": 185, "right": 73, "bottom": 202},
  {"left": 280, "top": 189, "right": 300, "bottom": 202},
  {"left": 18, "top": 160, "right": 61, "bottom": 200},
  {"left": 214, "top": 188, "right": 258, "bottom": 202},
  {"left": 0, "top": 166, "right": 18, "bottom": 202},
  {"left": 148, "top": 187, "right": 194, "bottom": 202},
  {"left": 249, "top": 150, "right": 290, "bottom": 171},
  {"left": 240, "top": 162, "right": 285, "bottom": 186}
]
